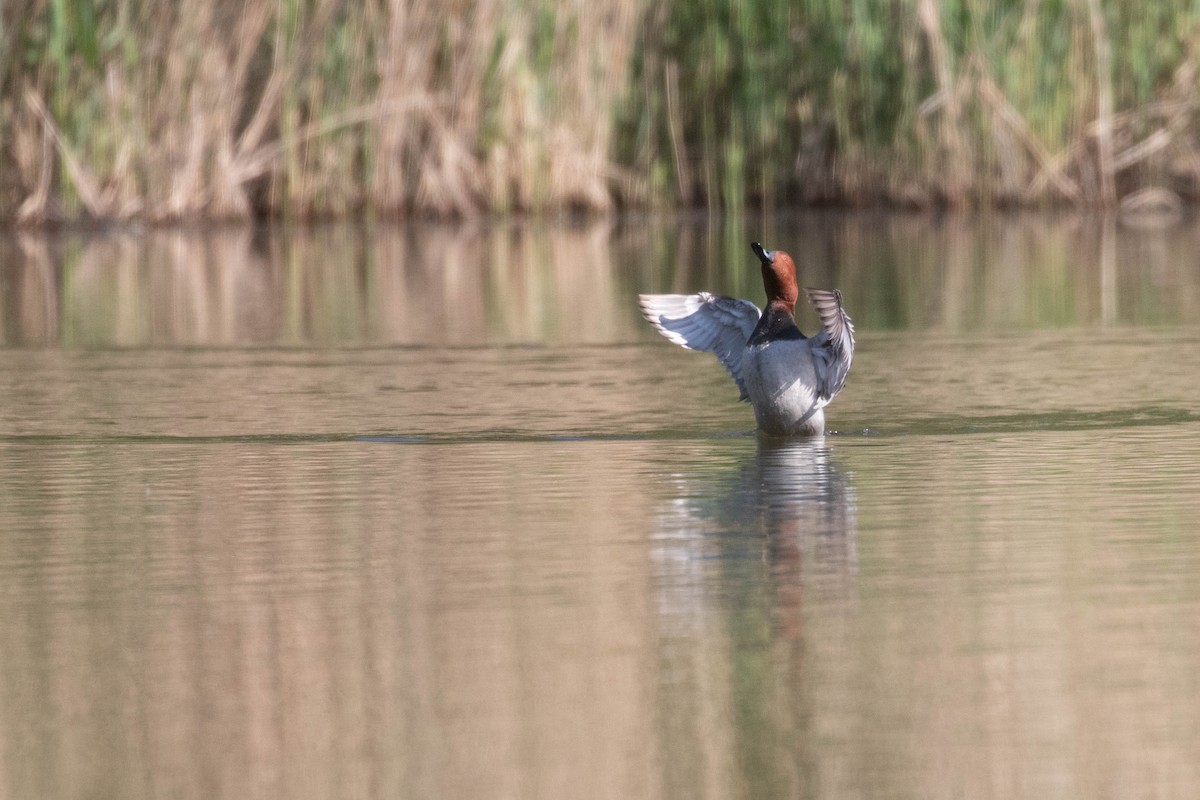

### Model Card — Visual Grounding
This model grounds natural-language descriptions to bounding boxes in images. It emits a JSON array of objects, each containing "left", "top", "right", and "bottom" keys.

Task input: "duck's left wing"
[
  {"left": 638, "top": 292, "right": 761, "bottom": 400},
  {"left": 804, "top": 288, "right": 855, "bottom": 401}
]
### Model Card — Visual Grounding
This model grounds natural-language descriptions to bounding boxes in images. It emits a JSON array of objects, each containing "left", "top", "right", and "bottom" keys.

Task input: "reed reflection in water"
[
  {"left": 3, "top": 213, "right": 1200, "bottom": 348},
  {"left": 0, "top": 434, "right": 860, "bottom": 800},
  {"left": 0, "top": 441, "right": 664, "bottom": 800},
  {"left": 5, "top": 427, "right": 1197, "bottom": 799},
  {"left": 2, "top": 214, "right": 1200, "bottom": 799}
]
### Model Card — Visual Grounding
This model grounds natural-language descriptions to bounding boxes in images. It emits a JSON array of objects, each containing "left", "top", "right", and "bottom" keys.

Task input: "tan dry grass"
[
  {"left": 7, "top": 0, "right": 1200, "bottom": 221},
  {"left": 1, "top": 0, "right": 641, "bottom": 224}
]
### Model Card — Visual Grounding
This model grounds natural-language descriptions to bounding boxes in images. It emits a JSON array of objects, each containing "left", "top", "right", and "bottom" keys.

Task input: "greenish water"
[{"left": 1, "top": 214, "right": 1199, "bottom": 799}]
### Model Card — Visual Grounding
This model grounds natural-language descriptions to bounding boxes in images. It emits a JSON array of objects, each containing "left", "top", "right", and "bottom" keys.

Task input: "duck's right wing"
[
  {"left": 638, "top": 292, "right": 762, "bottom": 400},
  {"left": 804, "top": 288, "right": 855, "bottom": 401}
]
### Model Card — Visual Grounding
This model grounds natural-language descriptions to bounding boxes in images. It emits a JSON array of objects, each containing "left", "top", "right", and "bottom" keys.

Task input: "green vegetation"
[{"left": 2, "top": 0, "right": 1199, "bottom": 223}]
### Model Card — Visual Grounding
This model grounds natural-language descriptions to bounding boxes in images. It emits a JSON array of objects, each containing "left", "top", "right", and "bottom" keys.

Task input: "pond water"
[{"left": 1, "top": 213, "right": 1199, "bottom": 799}]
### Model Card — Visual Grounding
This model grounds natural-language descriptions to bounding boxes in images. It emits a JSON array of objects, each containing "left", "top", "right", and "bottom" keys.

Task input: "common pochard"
[{"left": 639, "top": 241, "right": 854, "bottom": 436}]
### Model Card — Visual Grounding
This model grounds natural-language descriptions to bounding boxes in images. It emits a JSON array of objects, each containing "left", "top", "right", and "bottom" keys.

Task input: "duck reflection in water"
[{"left": 652, "top": 437, "right": 857, "bottom": 642}]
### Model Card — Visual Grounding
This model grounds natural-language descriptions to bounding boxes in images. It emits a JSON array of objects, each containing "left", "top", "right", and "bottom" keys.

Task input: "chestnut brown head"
[{"left": 751, "top": 242, "right": 799, "bottom": 314}]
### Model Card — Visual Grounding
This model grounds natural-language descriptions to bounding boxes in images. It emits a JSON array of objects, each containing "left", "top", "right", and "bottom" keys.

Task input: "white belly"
[{"left": 742, "top": 340, "right": 826, "bottom": 436}]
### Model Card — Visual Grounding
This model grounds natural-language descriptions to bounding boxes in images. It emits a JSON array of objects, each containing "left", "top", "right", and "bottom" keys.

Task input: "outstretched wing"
[
  {"left": 638, "top": 292, "right": 762, "bottom": 400},
  {"left": 804, "top": 288, "right": 855, "bottom": 401}
]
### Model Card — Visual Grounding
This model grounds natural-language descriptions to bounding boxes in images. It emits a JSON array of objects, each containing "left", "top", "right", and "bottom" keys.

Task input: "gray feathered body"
[
  {"left": 639, "top": 288, "right": 854, "bottom": 436},
  {"left": 741, "top": 337, "right": 827, "bottom": 435}
]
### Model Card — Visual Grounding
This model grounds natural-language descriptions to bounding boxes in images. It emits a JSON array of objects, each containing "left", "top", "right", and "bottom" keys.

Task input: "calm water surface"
[{"left": 1, "top": 214, "right": 1200, "bottom": 798}]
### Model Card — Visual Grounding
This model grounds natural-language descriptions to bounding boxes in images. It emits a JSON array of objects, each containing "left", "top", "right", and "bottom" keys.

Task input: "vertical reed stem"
[
  {"left": 1084, "top": 0, "right": 1117, "bottom": 205},
  {"left": 664, "top": 60, "right": 692, "bottom": 203},
  {"left": 917, "top": 0, "right": 967, "bottom": 206}
]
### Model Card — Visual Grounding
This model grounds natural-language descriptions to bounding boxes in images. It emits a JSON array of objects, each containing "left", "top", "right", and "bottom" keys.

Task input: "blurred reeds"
[{"left": 4, "top": 0, "right": 1200, "bottom": 224}]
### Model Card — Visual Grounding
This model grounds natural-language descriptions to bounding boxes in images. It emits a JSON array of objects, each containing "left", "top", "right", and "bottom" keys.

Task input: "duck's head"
[{"left": 751, "top": 242, "right": 798, "bottom": 314}]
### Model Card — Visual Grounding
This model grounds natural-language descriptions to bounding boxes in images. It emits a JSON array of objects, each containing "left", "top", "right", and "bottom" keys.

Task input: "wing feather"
[
  {"left": 638, "top": 292, "right": 761, "bottom": 400},
  {"left": 803, "top": 288, "right": 855, "bottom": 401}
]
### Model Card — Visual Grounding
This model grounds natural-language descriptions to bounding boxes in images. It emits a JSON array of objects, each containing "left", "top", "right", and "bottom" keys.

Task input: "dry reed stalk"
[
  {"left": 13, "top": 98, "right": 54, "bottom": 224},
  {"left": 23, "top": 88, "right": 107, "bottom": 217},
  {"left": 916, "top": 0, "right": 967, "bottom": 205},
  {"left": 1111, "top": 129, "right": 1172, "bottom": 171},
  {"left": 977, "top": 74, "right": 1083, "bottom": 203},
  {"left": 664, "top": 60, "right": 693, "bottom": 203},
  {"left": 1082, "top": 0, "right": 1117, "bottom": 205},
  {"left": 367, "top": 0, "right": 642, "bottom": 217},
  {"left": 372, "top": 0, "right": 439, "bottom": 213},
  {"left": 136, "top": 0, "right": 280, "bottom": 219}
]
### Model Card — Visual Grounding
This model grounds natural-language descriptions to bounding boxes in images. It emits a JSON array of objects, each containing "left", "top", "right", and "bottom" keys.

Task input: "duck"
[{"left": 638, "top": 241, "right": 855, "bottom": 436}]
